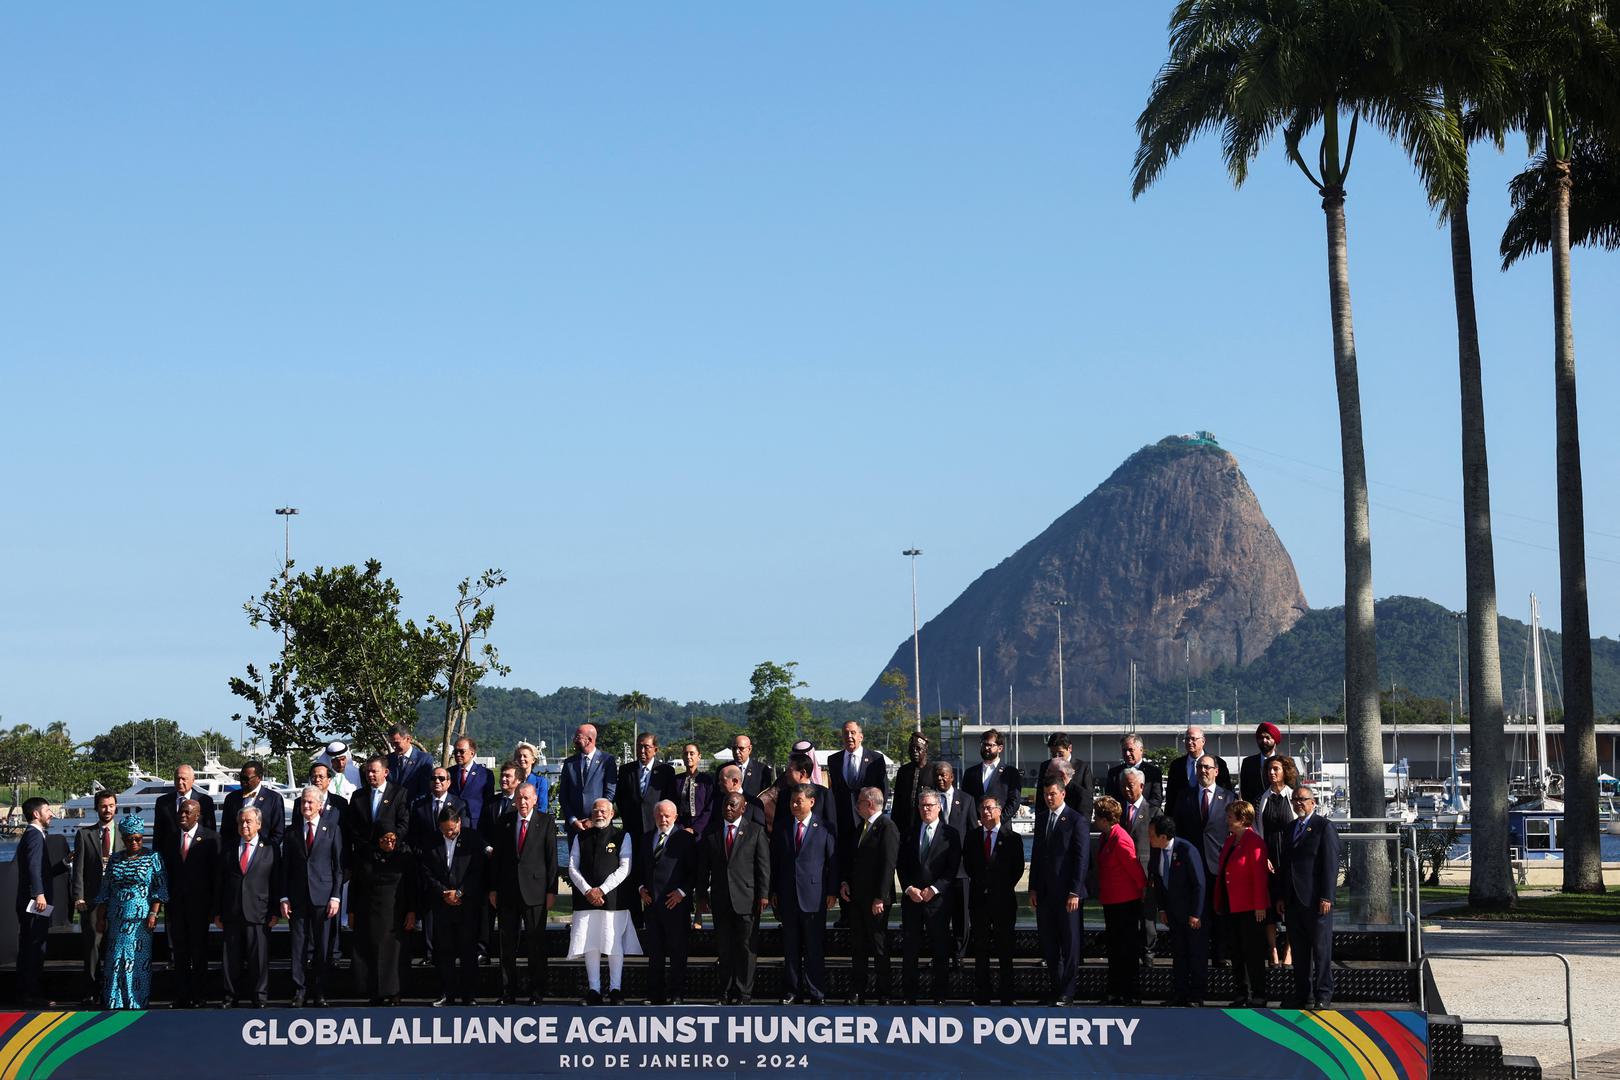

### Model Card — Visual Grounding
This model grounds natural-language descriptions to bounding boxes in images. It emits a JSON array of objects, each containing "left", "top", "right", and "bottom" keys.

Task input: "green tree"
[
  {"left": 0, "top": 723, "right": 89, "bottom": 806},
  {"left": 230, "top": 559, "right": 441, "bottom": 757},
  {"left": 1132, "top": 0, "right": 1465, "bottom": 920},
  {"left": 616, "top": 690, "right": 654, "bottom": 744},
  {"left": 691, "top": 715, "right": 741, "bottom": 755},
  {"left": 874, "top": 668, "right": 917, "bottom": 759},
  {"left": 746, "top": 661, "right": 809, "bottom": 766},
  {"left": 427, "top": 569, "right": 511, "bottom": 761},
  {"left": 1496, "top": 0, "right": 1620, "bottom": 894}
]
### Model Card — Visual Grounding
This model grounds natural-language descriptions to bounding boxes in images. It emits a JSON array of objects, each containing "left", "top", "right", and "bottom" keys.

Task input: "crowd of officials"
[{"left": 11, "top": 719, "right": 1339, "bottom": 1012}]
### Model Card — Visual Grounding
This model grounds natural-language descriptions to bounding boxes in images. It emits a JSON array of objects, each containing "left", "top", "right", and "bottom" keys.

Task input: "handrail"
[{"left": 1420, "top": 952, "right": 1576, "bottom": 1079}]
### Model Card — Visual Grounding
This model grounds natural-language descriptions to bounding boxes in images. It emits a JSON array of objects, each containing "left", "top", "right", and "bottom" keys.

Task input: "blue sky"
[{"left": 3, "top": 4, "right": 1617, "bottom": 741}]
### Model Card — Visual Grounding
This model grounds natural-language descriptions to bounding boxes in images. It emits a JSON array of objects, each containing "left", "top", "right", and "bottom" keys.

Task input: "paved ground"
[{"left": 1422, "top": 918, "right": 1620, "bottom": 1077}]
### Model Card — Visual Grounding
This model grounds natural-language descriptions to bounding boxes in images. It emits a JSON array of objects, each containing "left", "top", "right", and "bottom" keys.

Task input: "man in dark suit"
[
  {"left": 1105, "top": 734, "right": 1164, "bottom": 811},
  {"left": 215, "top": 805, "right": 280, "bottom": 1008},
  {"left": 728, "top": 734, "right": 774, "bottom": 799},
  {"left": 280, "top": 786, "right": 343, "bottom": 1005},
  {"left": 768, "top": 754, "right": 834, "bottom": 841},
  {"left": 1174, "top": 755, "right": 1235, "bottom": 947},
  {"left": 559, "top": 722, "right": 617, "bottom": 836},
  {"left": 161, "top": 798, "right": 219, "bottom": 1008},
  {"left": 770, "top": 783, "right": 838, "bottom": 1005},
  {"left": 70, "top": 789, "right": 117, "bottom": 1004},
  {"left": 154, "top": 763, "right": 218, "bottom": 856},
  {"left": 448, "top": 735, "right": 495, "bottom": 830},
  {"left": 697, "top": 791, "right": 771, "bottom": 1004},
  {"left": 639, "top": 800, "right": 699, "bottom": 1004},
  {"left": 1119, "top": 768, "right": 1157, "bottom": 963},
  {"left": 408, "top": 768, "right": 467, "bottom": 853},
  {"left": 386, "top": 724, "right": 434, "bottom": 802},
  {"left": 308, "top": 763, "right": 348, "bottom": 817},
  {"left": 898, "top": 790, "right": 960, "bottom": 1005},
  {"left": 1276, "top": 785, "right": 1341, "bottom": 1008},
  {"left": 15, "top": 797, "right": 66, "bottom": 1007},
  {"left": 931, "top": 762, "right": 977, "bottom": 958},
  {"left": 220, "top": 760, "right": 286, "bottom": 849},
  {"left": 1166, "top": 726, "right": 1232, "bottom": 810},
  {"left": 420, "top": 806, "right": 485, "bottom": 1006},
  {"left": 839, "top": 785, "right": 899, "bottom": 1004},
  {"left": 962, "top": 728, "right": 1023, "bottom": 819},
  {"left": 826, "top": 720, "right": 888, "bottom": 840},
  {"left": 488, "top": 781, "right": 558, "bottom": 1004},
  {"left": 890, "top": 731, "right": 931, "bottom": 840},
  {"left": 1239, "top": 723, "right": 1281, "bottom": 805},
  {"left": 674, "top": 742, "right": 716, "bottom": 839},
  {"left": 704, "top": 764, "right": 766, "bottom": 835},
  {"left": 1046, "top": 732, "right": 1095, "bottom": 823},
  {"left": 343, "top": 755, "right": 410, "bottom": 863},
  {"left": 964, "top": 794, "right": 1024, "bottom": 1005},
  {"left": 1030, "top": 777, "right": 1088, "bottom": 1005},
  {"left": 617, "top": 732, "right": 678, "bottom": 837},
  {"left": 480, "top": 762, "right": 522, "bottom": 850},
  {"left": 1148, "top": 814, "right": 1208, "bottom": 1005}
]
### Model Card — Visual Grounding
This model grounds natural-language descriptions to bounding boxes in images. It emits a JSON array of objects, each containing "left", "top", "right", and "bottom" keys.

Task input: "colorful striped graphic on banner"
[
  {"left": 0, "top": 1012, "right": 146, "bottom": 1080},
  {"left": 1223, "top": 1008, "right": 1428, "bottom": 1080}
]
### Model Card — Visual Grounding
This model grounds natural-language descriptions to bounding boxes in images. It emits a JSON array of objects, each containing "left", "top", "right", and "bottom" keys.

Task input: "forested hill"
[
  {"left": 418, "top": 596, "right": 1620, "bottom": 756},
  {"left": 1111, "top": 595, "right": 1620, "bottom": 724}
]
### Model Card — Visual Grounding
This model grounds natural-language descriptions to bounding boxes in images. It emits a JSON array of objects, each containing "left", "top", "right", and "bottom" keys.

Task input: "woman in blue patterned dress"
[{"left": 93, "top": 813, "right": 169, "bottom": 1008}]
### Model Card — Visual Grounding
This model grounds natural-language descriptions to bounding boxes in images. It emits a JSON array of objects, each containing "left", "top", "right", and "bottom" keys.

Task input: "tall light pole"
[
  {"left": 274, "top": 507, "right": 299, "bottom": 699},
  {"left": 903, "top": 548, "right": 923, "bottom": 732},
  {"left": 1051, "top": 599, "right": 1069, "bottom": 726}
]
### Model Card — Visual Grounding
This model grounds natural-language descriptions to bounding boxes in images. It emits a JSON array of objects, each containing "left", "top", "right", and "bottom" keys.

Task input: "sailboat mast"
[{"left": 1530, "top": 594, "right": 1550, "bottom": 791}]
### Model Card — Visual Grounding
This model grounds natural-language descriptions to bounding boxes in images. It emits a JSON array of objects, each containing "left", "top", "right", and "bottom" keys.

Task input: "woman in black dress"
[
  {"left": 349, "top": 827, "right": 417, "bottom": 1004},
  {"left": 1255, "top": 755, "right": 1298, "bottom": 967}
]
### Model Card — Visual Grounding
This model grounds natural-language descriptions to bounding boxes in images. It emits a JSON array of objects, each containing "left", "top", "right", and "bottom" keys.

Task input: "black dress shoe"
[
  {"left": 1227, "top": 997, "right": 1252, "bottom": 1008},
  {"left": 432, "top": 996, "right": 453, "bottom": 1007},
  {"left": 462, "top": 997, "right": 477, "bottom": 1006},
  {"left": 1056, "top": 995, "right": 1074, "bottom": 1007},
  {"left": 583, "top": 990, "right": 603, "bottom": 1006},
  {"left": 1312, "top": 999, "right": 1332, "bottom": 1010},
  {"left": 781, "top": 995, "right": 797, "bottom": 1005},
  {"left": 529, "top": 993, "right": 542, "bottom": 1005},
  {"left": 1164, "top": 996, "right": 1187, "bottom": 1007},
  {"left": 806, "top": 997, "right": 824, "bottom": 1007},
  {"left": 670, "top": 997, "right": 685, "bottom": 1006},
  {"left": 499, "top": 995, "right": 517, "bottom": 1005},
  {"left": 311, "top": 996, "right": 328, "bottom": 1007},
  {"left": 291, "top": 994, "right": 305, "bottom": 1008},
  {"left": 608, "top": 990, "right": 623, "bottom": 1006}
]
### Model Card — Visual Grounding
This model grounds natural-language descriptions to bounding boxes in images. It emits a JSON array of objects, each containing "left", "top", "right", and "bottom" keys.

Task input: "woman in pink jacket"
[
  {"left": 1215, "top": 799, "right": 1272, "bottom": 1007},
  {"left": 1093, "top": 796, "right": 1148, "bottom": 1005}
]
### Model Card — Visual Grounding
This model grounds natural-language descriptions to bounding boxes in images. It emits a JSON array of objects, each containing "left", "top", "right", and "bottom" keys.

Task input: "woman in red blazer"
[
  {"left": 1093, "top": 796, "right": 1148, "bottom": 1005},
  {"left": 1216, "top": 800, "right": 1272, "bottom": 1007}
]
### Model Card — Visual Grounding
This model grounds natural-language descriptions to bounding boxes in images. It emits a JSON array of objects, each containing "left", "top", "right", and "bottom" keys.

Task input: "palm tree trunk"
[
  {"left": 1549, "top": 157, "right": 1604, "bottom": 894},
  {"left": 1322, "top": 187, "right": 1389, "bottom": 921},
  {"left": 1449, "top": 193, "right": 1515, "bottom": 909}
]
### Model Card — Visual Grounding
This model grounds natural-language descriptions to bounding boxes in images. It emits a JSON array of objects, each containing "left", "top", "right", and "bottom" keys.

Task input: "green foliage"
[
  {"left": 746, "top": 661, "right": 810, "bottom": 765},
  {"left": 691, "top": 715, "right": 741, "bottom": 754},
  {"left": 0, "top": 722, "right": 92, "bottom": 805},
  {"left": 426, "top": 569, "right": 510, "bottom": 761},
  {"left": 1415, "top": 824, "right": 1461, "bottom": 886}
]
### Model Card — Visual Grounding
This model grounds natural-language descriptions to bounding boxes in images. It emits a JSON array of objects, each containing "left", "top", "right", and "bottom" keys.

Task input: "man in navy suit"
[
  {"left": 408, "top": 768, "right": 467, "bottom": 853},
  {"left": 1148, "top": 814, "right": 1208, "bottom": 1005},
  {"left": 1174, "top": 755, "right": 1236, "bottom": 945},
  {"left": 1105, "top": 734, "right": 1164, "bottom": 812},
  {"left": 616, "top": 733, "right": 678, "bottom": 837},
  {"left": 898, "top": 790, "right": 960, "bottom": 1005},
  {"left": 770, "top": 783, "right": 837, "bottom": 1005},
  {"left": 221, "top": 760, "right": 286, "bottom": 849},
  {"left": 639, "top": 800, "right": 699, "bottom": 1004},
  {"left": 826, "top": 720, "right": 888, "bottom": 839},
  {"left": 728, "top": 735, "right": 773, "bottom": 799},
  {"left": 154, "top": 763, "right": 218, "bottom": 856},
  {"left": 963, "top": 728, "right": 1023, "bottom": 819},
  {"left": 280, "top": 786, "right": 343, "bottom": 1005},
  {"left": 559, "top": 723, "right": 617, "bottom": 835},
  {"left": 215, "top": 805, "right": 281, "bottom": 1008},
  {"left": 769, "top": 754, "right": 834, "bottom": 841},
  {"left": 162, "top": 798, "right": 220, "bottom": 1008},
  {"left": 448, "top": 736, "right": 495, "bottom": 830},
  {"left": 1029, "top": 777, "right": 1088, "bottom": 1005},
  {"left": 420, "top": 806, "right": 486, "bottom": 1006},
  {"left": 964, "top": 795, "right": 1025, "bottom": 1006},
  {"left": 14, "top": 797, "right": 66, "bottom": 1007},
  {"left": 343, "top": 755, "right": 411, "bottom": 862},
  {"left": 387, "top": 725, "right": 434, "bottom": 802},
  {"left": 930, "top": 762, "right": 977, "bottom": 958},
  {"left": 1166, "top": 726, "right": 1232, "bottom": 810},
  {"left": 1276, "top": 785, "right": 1341, "bottom": 1008}
]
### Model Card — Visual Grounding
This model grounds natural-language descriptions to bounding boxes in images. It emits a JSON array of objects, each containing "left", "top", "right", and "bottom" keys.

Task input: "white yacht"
[{"left": 50, "top": 750, "right": 299, "bottom": 838}]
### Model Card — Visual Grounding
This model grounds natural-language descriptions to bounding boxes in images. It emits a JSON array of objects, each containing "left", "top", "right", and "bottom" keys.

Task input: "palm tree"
[
  {"left": 1132, "top": 0, "right": 1466, "bottom": 920},
  {"left": 1399, "top": 0, "right": 1518, "bottom": 909},
  {"left": 616, "top": 690, "right": 653, "bottom": 746},
  {"left": 1497, "top": 0, "right": 1620, "bottom": 894},
  {"left": 1501, "top": 131, "right": 1620, "bottom": 259}
]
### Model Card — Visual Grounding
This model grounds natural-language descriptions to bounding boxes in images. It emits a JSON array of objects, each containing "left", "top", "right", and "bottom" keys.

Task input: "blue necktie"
[{"left": 1293, "top": 816, "right": 1307, "bottom": 844}]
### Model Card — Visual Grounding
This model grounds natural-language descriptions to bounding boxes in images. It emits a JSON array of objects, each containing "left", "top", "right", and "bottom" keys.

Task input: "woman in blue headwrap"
[{"left": 93, "top": 813, "right": 169, "bottom": 1008}]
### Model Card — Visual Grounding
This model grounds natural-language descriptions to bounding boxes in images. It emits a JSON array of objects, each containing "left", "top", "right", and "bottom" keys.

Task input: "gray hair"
[
  {"left": 1122, "top": 767, "right": 1145, "bottom": 785},
  {"left": 654, "top": 799, "right": 678, "bottom": 815},
  {"left": 918, "top": 790, "right": 942, "bottom": 809},
  {"left": 300, "top": 785, "right": 322, "bottom": 802},
  {"left": 518, "top": 782, "right": 537, "bottom": 798},
  {"left": 719, "top": 764, "right": 742, "bottom": 783},
  {"left": 239, "top": 806, "right": 262, "bottom": 824},
  {"left": 857, "top": 786, "right": 884, "bottom": 809},
  {"left": 1121, "top": 733, "right": 1144, "bottom": 750},
  {"left": 1045, "top": 757, "right": 1075, "bottom": 784}
]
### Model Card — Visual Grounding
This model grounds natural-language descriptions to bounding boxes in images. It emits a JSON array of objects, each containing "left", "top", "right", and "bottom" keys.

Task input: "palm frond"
[{"left": 1501, "top": 132, "right": 1620, "bottom": 267}]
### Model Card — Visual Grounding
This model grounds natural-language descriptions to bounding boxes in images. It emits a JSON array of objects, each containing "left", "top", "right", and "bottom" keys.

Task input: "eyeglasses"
[
  {"left": 1291, "top": 797, "right": 1312, "bottom": 805},
  {"left": 432, "top": 775, "right": 450, "bottom": 783},
  {"left": 1197, "top": 764, "right": 1218, "bottom": 772},
  {"left": 451, "top": 748, "right": 468, "bottom": 756}
]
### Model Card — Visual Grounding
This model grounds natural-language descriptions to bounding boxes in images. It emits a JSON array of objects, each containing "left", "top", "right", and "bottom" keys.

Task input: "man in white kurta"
[{"left": 567, "top": 797, "right": 640, "bottom": 1004}]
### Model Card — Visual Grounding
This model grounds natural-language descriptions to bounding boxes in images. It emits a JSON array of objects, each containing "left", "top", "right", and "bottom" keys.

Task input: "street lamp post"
[
  {"left": 903, "top": 548, "right": 923, "bottom": 732},
  {"left": 274, "top": 507, "right": 299, "bottom": 698},
  {"left": 1051, "top": 599, "right": 1069, "bottom": 726}
]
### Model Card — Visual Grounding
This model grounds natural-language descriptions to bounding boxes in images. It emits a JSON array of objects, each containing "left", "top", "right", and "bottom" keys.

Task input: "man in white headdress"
[
  {"left": 567, "top": 797, "right": 641, "bottom": 1004},
  {"left": 314, "top": 741, "right": 360, "bottom": 798}
]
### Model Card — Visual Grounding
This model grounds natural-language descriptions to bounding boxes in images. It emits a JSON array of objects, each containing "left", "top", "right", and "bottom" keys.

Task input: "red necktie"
[
  {"left": 306, "top": 823, "right": 315, "bottom": 851},
  {"left": 1128, "top": 804, "right": 1136, "bottom": 829},
  {"left": 1201, "top": 789, "right": 1211, "bottom": 822},
  {"left": 795, "top": 820, "right": 805, "bottom": 852},
  {"left": 461, "top": 766, "right": 469, "bottom": 787},
  {"left": 725, "top": 824, "right": 735, "bottom": 857},
  {"left": 181, "top": 833, "right": 191, "bottom": 861},
  {"left": 239, "top": 843, "right": 250, "bottom": 874},
  {"left": 517, "top": 818, "right": 528, "bottom": 855},
  {"left": 984, "top": 831, "right": 993, "bottom": 861}
]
